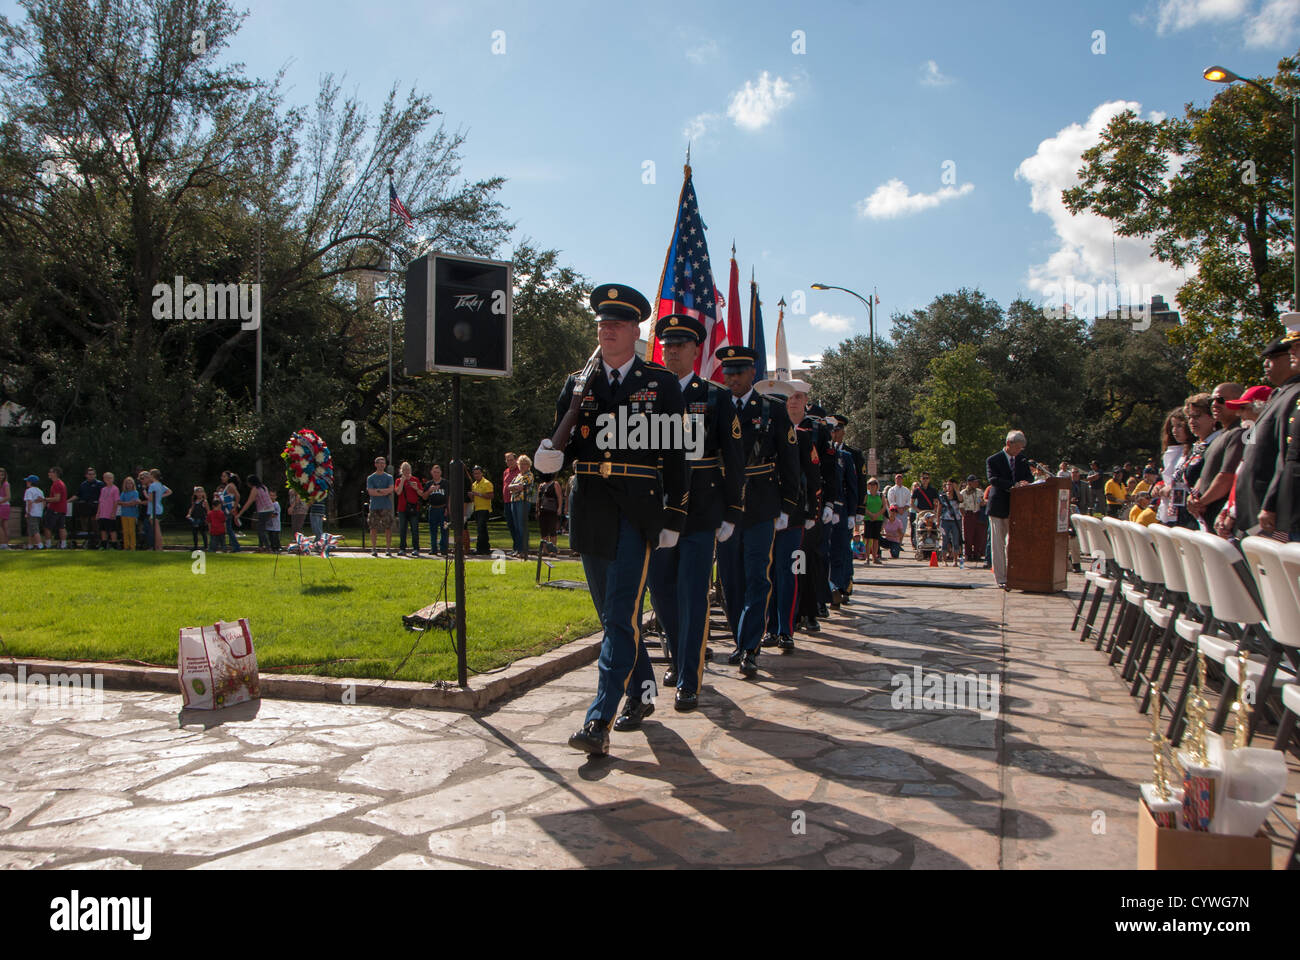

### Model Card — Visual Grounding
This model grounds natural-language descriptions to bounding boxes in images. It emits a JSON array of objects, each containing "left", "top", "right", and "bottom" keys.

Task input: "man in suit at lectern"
[{"left": 986, "top": 430, "right": 1034, "bottom": 590}]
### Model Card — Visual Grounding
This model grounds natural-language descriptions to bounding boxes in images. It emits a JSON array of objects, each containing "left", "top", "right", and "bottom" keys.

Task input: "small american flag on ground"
[{"left": 389, "top": 182, "right": 413, "bottom": 228}]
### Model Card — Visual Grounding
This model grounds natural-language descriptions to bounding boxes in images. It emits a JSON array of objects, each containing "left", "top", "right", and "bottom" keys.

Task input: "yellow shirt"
[
  {"left": 1105, "top": 479, "right": 1126, "bottom": 505},
  {"left": 1133, "top": 480, "right": 1152, "bottom": 496},
  {"left": 471, "top": 479, "right": 493, "bottom": 512},
  {"left": 1129, "top": 505, "right": 1157, "bottom": 526}
]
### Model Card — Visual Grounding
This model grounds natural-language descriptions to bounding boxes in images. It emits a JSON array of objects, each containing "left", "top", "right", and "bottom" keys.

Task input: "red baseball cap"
[{"left": 1224, "top": 385, "right": 1273, "bottom": 409}]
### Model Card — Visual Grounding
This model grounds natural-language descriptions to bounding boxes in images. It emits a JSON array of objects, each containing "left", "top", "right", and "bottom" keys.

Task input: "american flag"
[
  {"left": 389, "top": 182, "right": 413, "bottom": 228},
  {"left": 647, "top": 165, "right": 728, "bottom": 381}
]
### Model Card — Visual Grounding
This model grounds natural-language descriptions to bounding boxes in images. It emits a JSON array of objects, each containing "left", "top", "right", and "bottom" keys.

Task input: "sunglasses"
[{"left": 1210, "top": 396, "right": 1227, "bottom": 404}]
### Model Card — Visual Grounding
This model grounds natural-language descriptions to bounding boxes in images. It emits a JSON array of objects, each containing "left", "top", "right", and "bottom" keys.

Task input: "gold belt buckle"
[{"left": 599, "top": 462, "right": 612, "bottom": 479}]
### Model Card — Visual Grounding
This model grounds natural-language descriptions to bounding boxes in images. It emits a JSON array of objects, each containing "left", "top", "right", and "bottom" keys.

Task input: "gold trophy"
[
  {"left": 1230, "top": 649, "right": 1252, "bottom": 750},
  {"left": 1142, "top": 697, "right": 1181, "bottom": 828}
]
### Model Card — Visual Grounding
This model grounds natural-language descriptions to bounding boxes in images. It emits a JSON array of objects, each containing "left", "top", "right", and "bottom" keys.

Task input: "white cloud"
[
  {"left": 920, "top": 60, "right": 952, "bottom": 87},
  {"left": 683, "top": 112, "right": 719, "bottom": 143},
  {"left": 1014, "top": 100, "right": 1188, "bottom": 307},
  {"left": 856, "top": 178, "right": 974, "bottom": 220},
  {"left": 727, "top": 71, "right": 795, "bottom": 131},
  {"left": 1244, "top": 0, "right": 1300, "bottom": 46},
  {"left": 1144, "top": 0, "right": 1299, "bottom": 47},
  {"left": 809, "top": 311, "right": 854, "bottom": 333},
  {"left": 1152, "top": 0, "right": 1250, "bottom": 33},
  {"left": 685, "top": 39, "right": 718, "bottom": 64}
]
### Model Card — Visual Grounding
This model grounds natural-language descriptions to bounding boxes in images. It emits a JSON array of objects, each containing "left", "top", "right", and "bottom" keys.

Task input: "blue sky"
[{"left": 6, "top": 0, "right": 1291, "bottom": 364}]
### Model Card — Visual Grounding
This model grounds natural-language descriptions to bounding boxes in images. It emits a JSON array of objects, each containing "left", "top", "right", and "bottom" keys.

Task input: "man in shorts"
[
  {"left": 44, "top": 466, "right": 69, "bottom": 549},
  {"left": 366, "top": 456, "right": 395, "bottom": 557}
]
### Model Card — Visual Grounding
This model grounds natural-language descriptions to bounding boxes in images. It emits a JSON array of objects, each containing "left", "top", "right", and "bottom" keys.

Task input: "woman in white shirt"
[{"left": 1152, "top": 408, "right": 1191, "bottom": 525}]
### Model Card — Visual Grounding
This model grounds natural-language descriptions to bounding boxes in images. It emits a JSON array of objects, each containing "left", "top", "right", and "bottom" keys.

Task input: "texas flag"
[{"left": 647, "top": 164, "right": 728, "bottom": 381}]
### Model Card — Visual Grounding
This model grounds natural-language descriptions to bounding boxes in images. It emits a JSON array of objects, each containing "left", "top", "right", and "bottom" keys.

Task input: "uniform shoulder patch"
[
  {"left": 788, "top": 426, "right": 796, "bottom": 444},
  {"left": 731, "top": 415, "right": 742, "bottom": 439}
]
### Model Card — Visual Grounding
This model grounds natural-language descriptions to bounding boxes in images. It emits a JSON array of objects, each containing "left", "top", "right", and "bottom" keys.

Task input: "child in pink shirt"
[{"left": 97, "top": 472, "right": 121, "bottom": 549}]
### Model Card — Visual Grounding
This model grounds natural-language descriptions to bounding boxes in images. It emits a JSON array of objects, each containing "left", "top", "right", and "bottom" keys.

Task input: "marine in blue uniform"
[
  {"left": 634, "top": 314, "right": 744, "bottom": 714},
  {"left": 714, "top": 345, "right": 799, "bottom": 678},
  {"left": 797, "top": 405, "right": 839, "bottom": 631},
  {"left": 533, "top": 284, "right": 688, "bottom": 757},
  {"left": 828, "top": 415, "right": 859, "bottom": 606}
]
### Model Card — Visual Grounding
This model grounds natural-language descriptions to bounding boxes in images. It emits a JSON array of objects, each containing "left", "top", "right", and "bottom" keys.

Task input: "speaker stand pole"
[{"left": 450, "top": 373, "right": 469, "bottom": 688}]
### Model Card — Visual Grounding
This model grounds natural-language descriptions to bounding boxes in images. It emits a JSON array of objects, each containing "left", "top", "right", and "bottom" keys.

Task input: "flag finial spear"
[
  {"left": 731, "top": 239, "right": 735, "bottom": 258},
  {"left": 685, "top": 142, "right": 691, "bottom": 176}
]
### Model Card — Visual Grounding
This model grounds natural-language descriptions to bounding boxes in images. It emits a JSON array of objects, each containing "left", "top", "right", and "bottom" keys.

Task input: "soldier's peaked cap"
[
  {"left": 715, "top": 344, "right": 758, "bottom": 367},
  {"left": 655, "top": 313, "right": 706, "bottom": 345},
  {"left": 590, "top": 284, "right": 651, "bottom": 323}
]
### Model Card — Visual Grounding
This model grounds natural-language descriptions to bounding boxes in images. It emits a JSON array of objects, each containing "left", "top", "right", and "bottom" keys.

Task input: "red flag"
[{"left": 725, "top": 252, "right": 742, "bottom": 358}]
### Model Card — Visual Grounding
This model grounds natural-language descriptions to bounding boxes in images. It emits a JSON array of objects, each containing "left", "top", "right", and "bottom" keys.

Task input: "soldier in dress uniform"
[
  {"left": 800, "top": 403, "right": 839, "bottom": 628},
  {"left": 1234, "top": 337, "right": 1298, "bottom": 536},
  {"left": 638, "top": 313, "right": 744, "bottom": 713},
  {"left": 714, "top": 345, "right": 799, "bottom": 677},
  {"left": 533, "top": 284, "right": 688, "bottom": 757},
  {"left": 828, "top": 415, "right": 859, "bottom": 607},
  {"left": 1259, "top": 315, "right": 1300, "bottom": 539},
  {"left": 757, "top": 377, "right": 828, "bottom": 652}
]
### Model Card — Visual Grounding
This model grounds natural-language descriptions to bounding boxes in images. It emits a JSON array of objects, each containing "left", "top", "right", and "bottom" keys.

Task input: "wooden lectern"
[{"left": 1007, "top": 477, "right": 1070, "bottom": 593}]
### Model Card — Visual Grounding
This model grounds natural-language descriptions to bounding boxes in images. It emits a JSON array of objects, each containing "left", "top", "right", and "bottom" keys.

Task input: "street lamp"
[
  {"left": 1204, "top": 64, "right": 1298, "bottom": 308},
  {"left": 811, "top": 282, "right": 876, "bottom": 472}
]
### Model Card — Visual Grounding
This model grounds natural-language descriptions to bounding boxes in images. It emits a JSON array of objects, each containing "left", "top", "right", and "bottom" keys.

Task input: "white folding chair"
[
  {"left": 1122, "top": 523, "right": 1179, "bottom": 696},
  {"left": 1164, "top": 527, "right": 1218, "bottom": 741},
  {"left": 1101, "top": 518, "right": 1149, "bottom": 665},
  {"left": 1138, "top": 524, "right": 1193, "bottom": 713},
  {"left": 1071, "top": 516, "right": 1112, "bottom": 634}
]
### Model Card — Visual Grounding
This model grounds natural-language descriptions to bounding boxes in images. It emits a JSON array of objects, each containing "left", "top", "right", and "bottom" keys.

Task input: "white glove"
[
  {"left": 832, "top": 512, "right": 840, "bottom": 524},
  {"left": 821, "top": 505, "right": 834, "bottom": 524},
  {"left": 717, "top": 521, "right": 735, "bottom": 543},
  {"left": 804, "top": 518, "right": 815, "bottom": 530},
  {"left": 533, "top": 439, "right": 564, "bottom": 475},
  {"left": 657, "top": 528, "right": 679, "bottom": 550},
  {"left": 774, "top": 512, "right": 789, "bottom": 531}
]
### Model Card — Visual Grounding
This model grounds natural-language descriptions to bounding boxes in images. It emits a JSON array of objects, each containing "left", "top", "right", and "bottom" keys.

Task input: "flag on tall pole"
[
  {"left": 725, "top": 243, "right": 743, "bottom": 357},
  {"left": 748, "top": 269, "right": 767, "bottom": 382},
  {"left": 774, "top": 297, "right": 790, "bottom": 382},
  {"left": 389, "top": 181, "right": 413, "bottom": 228},
  {"left": 647, "top": 160, "right": 724, "bottom": 378}
]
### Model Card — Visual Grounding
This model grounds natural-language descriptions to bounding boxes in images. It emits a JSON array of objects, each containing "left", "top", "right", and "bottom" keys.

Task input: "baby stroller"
[{"left": 914, "top": 511, "right": 941, "bottom": 560}]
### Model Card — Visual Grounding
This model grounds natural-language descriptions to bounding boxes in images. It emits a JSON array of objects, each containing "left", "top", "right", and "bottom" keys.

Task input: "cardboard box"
[{"left": 1137, "top": 800, "right": 1272, "bottom": 870}]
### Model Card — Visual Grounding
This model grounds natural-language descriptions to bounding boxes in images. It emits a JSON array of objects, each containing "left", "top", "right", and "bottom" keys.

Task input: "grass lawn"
[{"left": 0, "top": 551, "right": 598, "bottom": 683}]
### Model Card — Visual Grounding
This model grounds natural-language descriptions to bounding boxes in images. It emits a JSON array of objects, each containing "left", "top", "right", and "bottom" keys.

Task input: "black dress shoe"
[
  {"left": 674, "top": 689, "right": 698, "bottom": 712},
  {"left": 776, "top": 634, "right": 795, "bottom": 653},
  {"left": 568, "top": 720, "right": 610, "bottom": 756},
  {"left": 806, "top": 617, "right": 820, "bottom": 633},
  {"left": 613, "top": 698, "right": 655, "bottom": 732},
  {"left": 761, "top": 633, "right": 779, "bottom": 648},
  {"left": 663, "top": 666, "right": 678, "bottom": 688},
  {"left": 739, "top": 651, "right": 759, "bottom": 677},
  {"left": 726, "top": 647, "right": 745, "bottom": 665},
  {"left": 817, "top": 603, "right": 830, "bottom": 618}
]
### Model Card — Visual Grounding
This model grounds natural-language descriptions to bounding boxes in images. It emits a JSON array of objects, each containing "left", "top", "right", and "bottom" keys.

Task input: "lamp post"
[
  {"left": 812, "top": 282, "right": 876, "bottom": 472},
  {"left": 1204, "top": 64, "right": 1298, "bottom": 309}
]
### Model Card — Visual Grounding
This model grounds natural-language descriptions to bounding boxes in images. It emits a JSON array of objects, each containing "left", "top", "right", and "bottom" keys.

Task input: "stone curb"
[{"left": 0, "top": 629, "right": 604, "bottom": 712}]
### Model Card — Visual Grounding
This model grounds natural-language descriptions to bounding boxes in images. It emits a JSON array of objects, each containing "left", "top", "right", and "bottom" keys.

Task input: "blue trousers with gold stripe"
[
  {"left": 647, "top": 527, "right": 715, "bottom": 697},
  {"left": 829, "top": 514, "right": 853, "bottom": 592},
  {"left": 581, "top": 516, "right": 656, "bottom": 728},
  {"left": 717, "top": 518, "right": 776, "bottom": 654},
  {"left": 767, "top": 525, "right": 803, "bottom": 637}
]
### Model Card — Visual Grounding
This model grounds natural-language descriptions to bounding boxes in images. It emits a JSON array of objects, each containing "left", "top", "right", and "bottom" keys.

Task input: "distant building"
[{"left": 1097, "top": 294, "right": 1179, "bottom": 325}]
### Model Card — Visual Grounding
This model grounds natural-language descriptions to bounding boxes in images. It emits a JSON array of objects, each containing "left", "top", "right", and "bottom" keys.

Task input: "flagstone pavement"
[{"left": 2, "top": 561, "right": 1296, "bottom": 869}]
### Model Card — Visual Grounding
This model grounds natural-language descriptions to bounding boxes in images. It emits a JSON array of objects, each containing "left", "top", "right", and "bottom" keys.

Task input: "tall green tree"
[
  {"left": 900, "top": 344, "right": 1006, "bottom": 482},
  {"left": 1063, "top": 53, "right": 1298, "bottom": 384}
]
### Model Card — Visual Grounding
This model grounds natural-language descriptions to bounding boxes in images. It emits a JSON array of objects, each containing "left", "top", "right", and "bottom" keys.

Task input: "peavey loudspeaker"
[{"left": 404, "top": 252, "right": 513, "bottom": 376}]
